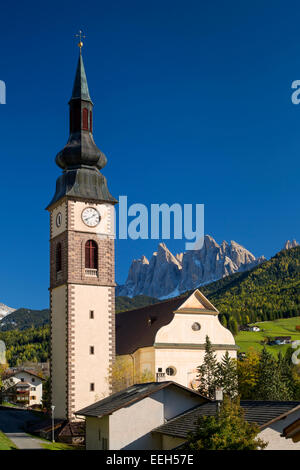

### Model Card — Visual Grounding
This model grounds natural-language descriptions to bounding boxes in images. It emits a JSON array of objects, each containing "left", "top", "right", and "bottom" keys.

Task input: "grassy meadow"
[{"left": 235, "top": 316, "right": 300, "bottom": 356}]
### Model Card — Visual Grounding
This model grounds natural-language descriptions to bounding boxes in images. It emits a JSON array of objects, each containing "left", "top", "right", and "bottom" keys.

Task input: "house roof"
[
  {"left": 116, "top": 295, "right": 188, "bottom": 355},
  {"left": 15, "top": 381, "right": 32, "bottom": 388},
  {"left": 282, "top": 417, "right": 300, "bottom": 440},
  {"left": 153, "top": 401, "right": 300, "bottom": 438},
  {"left": 14, "top": 369, "right": 45, "bottom": 381},
  {"left": 75, "top": 381, "right": 206, "bottom": 418}
]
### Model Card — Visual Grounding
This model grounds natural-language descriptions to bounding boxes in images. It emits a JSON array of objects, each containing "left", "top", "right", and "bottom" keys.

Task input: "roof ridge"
[{"left": 117, "top": 293, "right": 189, "bottom": 316}]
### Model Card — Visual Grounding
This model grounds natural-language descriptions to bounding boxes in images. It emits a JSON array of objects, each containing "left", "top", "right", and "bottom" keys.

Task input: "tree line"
[{"left": 197, "top": 336, "right": 300, "bottom": 401}]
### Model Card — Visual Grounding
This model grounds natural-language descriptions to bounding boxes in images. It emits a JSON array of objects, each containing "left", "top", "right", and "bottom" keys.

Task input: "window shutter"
[{"left": 82, "top": 108, "right": 89, "bottom": 130}]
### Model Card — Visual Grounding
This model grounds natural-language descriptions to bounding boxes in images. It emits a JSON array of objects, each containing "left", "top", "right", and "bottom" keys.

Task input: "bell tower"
[{"left": 47, "top": 45, "right": 117, "bottom": 420}]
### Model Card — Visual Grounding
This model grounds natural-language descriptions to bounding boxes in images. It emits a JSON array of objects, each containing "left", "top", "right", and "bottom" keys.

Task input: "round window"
[
  {"left": 192, "top": 322, "right": 201, "bottom": 331},
  {"left": 166, "top": 366, "right": 176, "bottom": 376}
]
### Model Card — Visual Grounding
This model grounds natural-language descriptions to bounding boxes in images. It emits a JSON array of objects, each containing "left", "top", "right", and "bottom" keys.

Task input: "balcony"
[
  {"left": 85, "top": 268, "right": 98, "bottom": 277},
  {"left": 156, "top": 372, "right": 166, "bottom": 382}
]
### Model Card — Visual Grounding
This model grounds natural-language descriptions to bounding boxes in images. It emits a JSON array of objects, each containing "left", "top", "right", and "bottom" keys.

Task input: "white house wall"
[
  {"left": 109, "top": 393, "right": 164, "bottom": 450},
  {"left": 86, "top": 415, "right": 109, "bottom": 451},
  {"left": 259, "top": 409, "right": 300, "bottom": 450},
  {"left": 14, "top": 371, "right": 43, "bottom": 406}
]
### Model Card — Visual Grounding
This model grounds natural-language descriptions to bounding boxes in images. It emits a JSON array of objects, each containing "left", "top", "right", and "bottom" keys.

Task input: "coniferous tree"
[
  {"left": 218, "top": 351, "right": 238, "bottom": 398},
  {"left": 254, "top": 348, "right": 291, "bottom": 400},
  {"left": 228, "top": 317, "right": 238, "bottom": 336},
  {"left": 219, "top": 315, "right": 227, "bottom": 328},
  {"left": 197, "top": 336, "right": 219, "bottom": 399},
  {"left": 277, "top": 351, "right": 297, "bottom": 400},
  {"left": 185, "top": 396, "right": 267, "bottom": 450}
]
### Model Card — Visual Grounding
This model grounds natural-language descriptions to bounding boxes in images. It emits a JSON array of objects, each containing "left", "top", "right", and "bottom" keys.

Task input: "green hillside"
[
  {"left": 235, "top": 316, "right": 300, "bottom": 356},
  {"left": 1, "top": 247, "right": 299, "bottom": 366},
  {"left": 0, "top": 296, "right": 159, "bottom": 331},
  {"left": 0, "top": 308, "right": 50, "bottom": 331},
  {"left": 115, "top": 295, "right": 158, "bottom": 313},
  {"left": 0, "top": 326, "right": 49, "bottom": 366},
  {"left": 202, "top": 246, "right": 300, "bottom": 324}
]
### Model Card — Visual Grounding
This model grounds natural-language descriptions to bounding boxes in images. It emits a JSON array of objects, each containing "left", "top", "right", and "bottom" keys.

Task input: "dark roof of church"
[
  {"left": 153, "top": 401, "right": 300, "bottom": 438},
  {"left": 116, "top": 295, "right": 188, "bottom": 355},
  {"left": 75, "top": 381, "right": 204, "bottom": 418}
]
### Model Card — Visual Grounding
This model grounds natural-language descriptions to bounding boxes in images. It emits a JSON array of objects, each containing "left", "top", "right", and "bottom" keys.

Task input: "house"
[
  {"left": 239, "top": 325, "right": 260, "bottom": 332},
  {"left": 116, "top": 289, "right": 237, "bottom": 389},
  {"left": 76, "top": 382, "right": 300, "bottom": 450},
  {"left": 75, "top": 381, "right": 208, "bottom": 450},
  {"left": 274, "top": 336, "right": 292, "bottom": 345},
  {"left": 1, "top": 369, "right": 44, "bottom": 407},
  {"left": 153, "top": 400, "right": 300, "bottom": 450},
  {"left": 251, "top": 326, "right": 260, "bottom": 332},
  {"left": 282, "top": 417, "right": 300, "bottom": 443}
]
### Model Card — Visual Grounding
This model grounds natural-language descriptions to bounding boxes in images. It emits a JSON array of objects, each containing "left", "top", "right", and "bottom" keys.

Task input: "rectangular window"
[
  {"left": 90, "top": 383, "right": 95, "bottom": 392},
  {"left": 90, "top": 346, "right": 94, "bottom": 355},
  {"left": 32, "top": 387, "right": 36, "bottom": 391},
  {"left": 90, "top": 310, "right": 94, "bottom": 319},
  {"left": 32, "top": 378, "right": 35, "bottom": 383},
  {"left": 102, "top": 438, "right": 108, "bottom": 450},
  {"left": 158, "top": 368, "right": 162, "bottom": 372},
  {"left": 21, "top": 378, "right": 24, "bottom": 382},
  {"left": 31, "top": 396, "right": 36, "bottom": 400}
]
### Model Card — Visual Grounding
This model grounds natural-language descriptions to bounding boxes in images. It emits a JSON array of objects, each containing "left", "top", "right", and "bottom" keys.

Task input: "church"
[{"left": 47, "top": 42, "right": 237, "bottom": 422}]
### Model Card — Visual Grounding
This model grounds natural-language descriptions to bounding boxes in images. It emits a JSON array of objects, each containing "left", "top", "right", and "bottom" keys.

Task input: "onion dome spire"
[{"left": 47, "top": 39, "right": 117, "bottom": 208}]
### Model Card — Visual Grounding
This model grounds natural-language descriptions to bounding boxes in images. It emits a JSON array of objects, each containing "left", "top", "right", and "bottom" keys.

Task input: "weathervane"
[{"left": 76, "top": 30, "right": 85, "bottom": 53}]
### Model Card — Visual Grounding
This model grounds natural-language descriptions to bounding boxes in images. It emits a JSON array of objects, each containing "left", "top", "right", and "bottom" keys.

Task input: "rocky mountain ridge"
[
  {"left": 0, "top": 303, "right": 15, "bottom": 320},
  {"left": 117, "top": 235, "right": 265, "bottom": 298},
  {"left": 284, "top": 239, "right": 299, "bottom": 250}
]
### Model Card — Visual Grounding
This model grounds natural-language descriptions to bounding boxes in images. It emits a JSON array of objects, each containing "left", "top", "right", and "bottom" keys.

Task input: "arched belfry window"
[
  {"left": 56, "top": 243, "right": 62, "bottom": 273},
  {"left": 85, "top": 240, "right": 98, "bottom": 270},
  {"left": 82, "top": 108, "right": 89, "bottom": 130}
]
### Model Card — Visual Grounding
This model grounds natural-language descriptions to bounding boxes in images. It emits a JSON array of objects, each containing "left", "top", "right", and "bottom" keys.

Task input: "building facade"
[
  {"left": 76, "top": 382, "right": 207, "bottom": 450},
  {"left": 47, "top": 49, "right": 117, "bottom": 420},
  {"left": 116, "top": 289, "right": 237, "bottom": 389},
  {"left": 2, "top": 370, "right": 44, "bottom": 407}
]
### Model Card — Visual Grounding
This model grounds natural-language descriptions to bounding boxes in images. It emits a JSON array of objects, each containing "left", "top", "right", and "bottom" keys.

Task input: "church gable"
[{"left": 175, "top": 289, "right": 218, "bottom": 314}]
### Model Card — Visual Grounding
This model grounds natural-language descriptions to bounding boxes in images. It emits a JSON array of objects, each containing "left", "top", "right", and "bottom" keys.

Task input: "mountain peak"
[
  {"left": 284, "top": 239, "right": 299, "bottom": 250},
  {"left": 0, "top": 303, "right": 15, "bottom": 320},
  {"left": 117, "top": 235, "right": 264, "bottom": 298}
]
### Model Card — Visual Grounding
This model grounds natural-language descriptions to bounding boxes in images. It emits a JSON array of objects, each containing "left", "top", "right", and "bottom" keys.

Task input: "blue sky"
[{"left": 0, "top": 0, "right": 300, "bottom": 309}]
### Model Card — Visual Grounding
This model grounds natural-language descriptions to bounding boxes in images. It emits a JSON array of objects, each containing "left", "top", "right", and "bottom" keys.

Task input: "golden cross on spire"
[{"left": 76, "top": 30, "right": 85, "bottom": 53}]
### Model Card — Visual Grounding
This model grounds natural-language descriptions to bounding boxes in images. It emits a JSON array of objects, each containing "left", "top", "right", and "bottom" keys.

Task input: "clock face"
[
  {"left": 56, "top": 212, "right": 62, "bottom": 227},
  {"left": 82, "top": 207, "right": 101, "bottom": 227}
]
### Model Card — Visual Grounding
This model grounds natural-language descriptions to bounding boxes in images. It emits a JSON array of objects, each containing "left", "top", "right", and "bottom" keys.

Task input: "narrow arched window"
[
  {"left": 89, "top": 111, "right": 93, "bottom": 132},
  {"left": 85, "top": 240, "right": 98, "bottom": 269},
  {"left": 82, "top": 108, "right": 89, "bottom": 130},
  {"left": 56, "top": 243, "right": 62, "bottom": 273}
]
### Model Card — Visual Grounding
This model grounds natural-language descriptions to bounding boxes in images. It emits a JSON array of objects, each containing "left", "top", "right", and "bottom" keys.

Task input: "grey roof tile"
[{"left": 153, "top": 401, "right": 300, "bottom": 438}]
